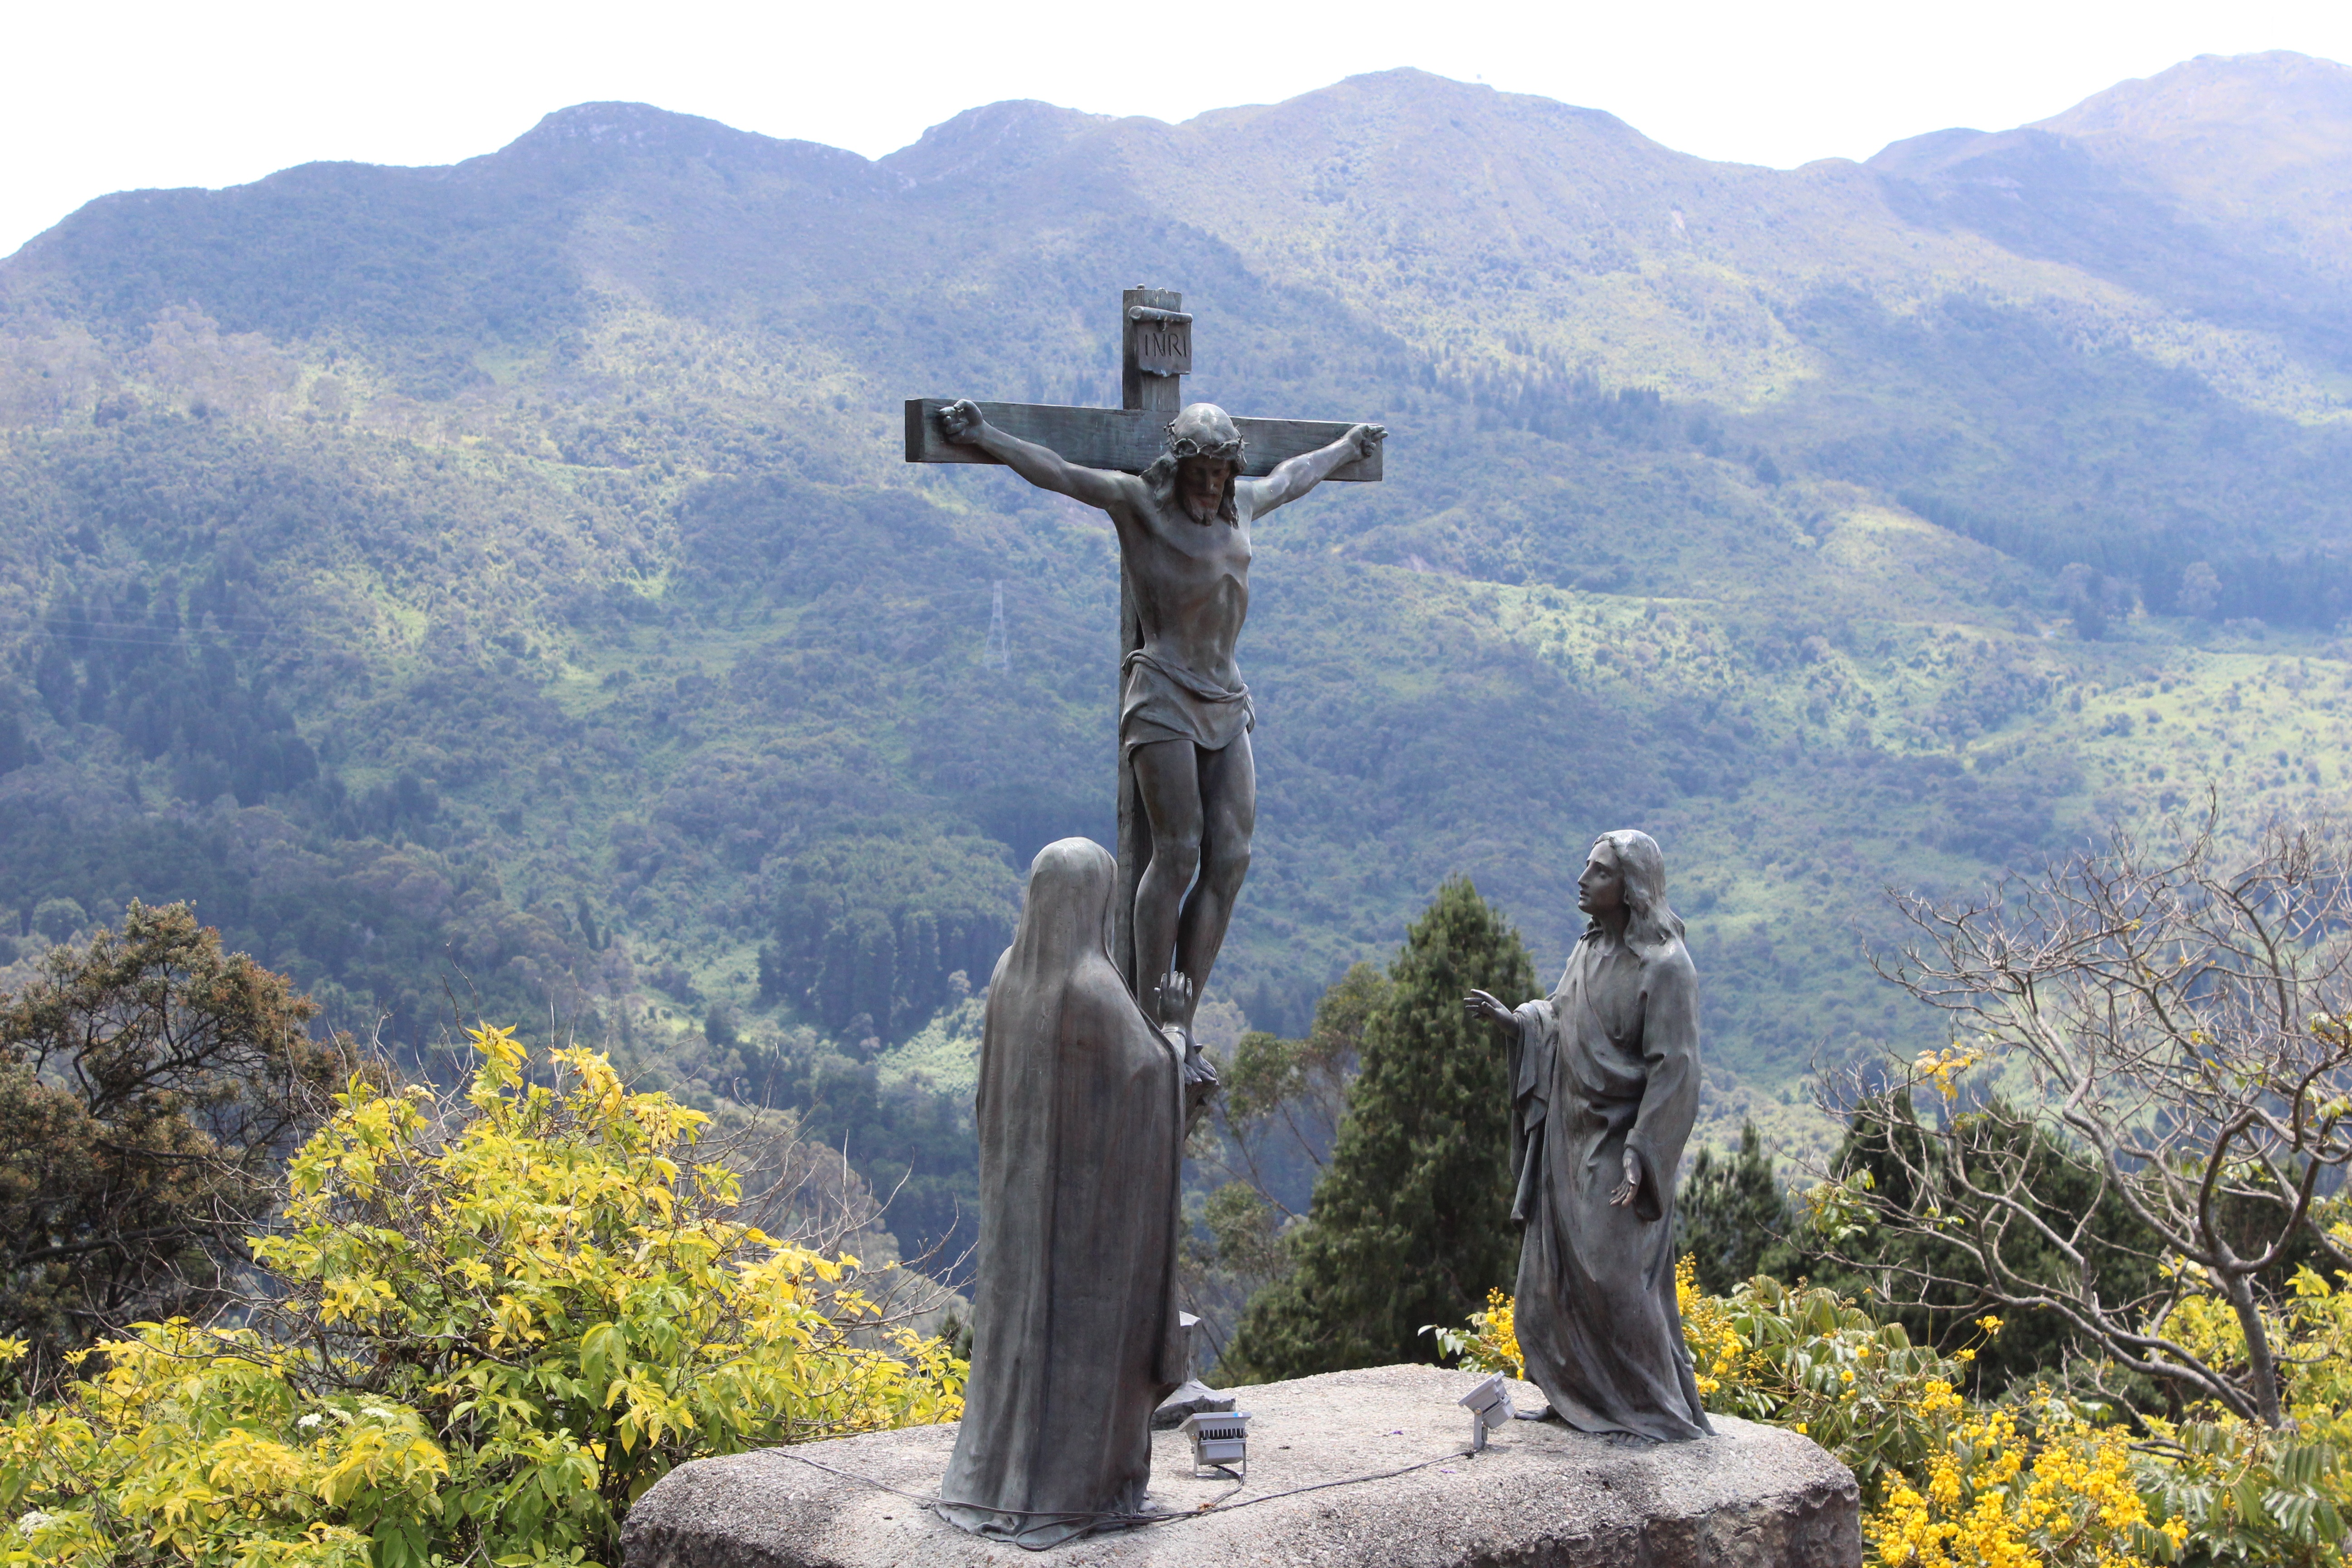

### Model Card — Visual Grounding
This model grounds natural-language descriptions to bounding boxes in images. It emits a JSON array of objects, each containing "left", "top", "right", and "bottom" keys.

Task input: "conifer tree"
[
  {"left": 1675, "top": 1120, "right": 1794, "bottom": 1295},
  {"left": 1224, "top": 876, "right": 1534, "bottom": 1379}
]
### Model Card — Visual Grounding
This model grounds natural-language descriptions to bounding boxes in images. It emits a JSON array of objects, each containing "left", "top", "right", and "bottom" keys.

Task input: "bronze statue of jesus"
[{"left": 940, "top": 398, "right": 1384, "bottom": 1028}]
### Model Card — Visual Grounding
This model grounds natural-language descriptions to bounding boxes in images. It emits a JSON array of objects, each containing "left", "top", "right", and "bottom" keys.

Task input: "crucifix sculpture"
[{"left": 904, "top": 287, "right": 1384, "bottom": 1030}]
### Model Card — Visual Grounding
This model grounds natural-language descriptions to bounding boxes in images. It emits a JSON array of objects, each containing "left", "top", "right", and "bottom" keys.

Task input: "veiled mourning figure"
[
  {"left": 1465, "top": 829, "right": 1713, "bottom": 1441},
  {"left": 939, "top": 838, "right": 1202, "bottom": 1548}
]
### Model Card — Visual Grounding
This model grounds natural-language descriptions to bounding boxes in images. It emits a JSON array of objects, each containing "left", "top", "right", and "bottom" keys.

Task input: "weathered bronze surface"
[
  {"left": 904, "top": 289, "right": 1384, "bottom": 1026},
  {"left": 897, "top": 293, "right": 1384, "bottom": 1543},
  {"left": 936, "top": 838, "right": 1192, "bottom": 1548},
  {"left": 902, "top": 400, "right": 1380, "bottom": 481},
  {"left": 1465, "top": 830, "right": 1714, "bottom": 1443}
]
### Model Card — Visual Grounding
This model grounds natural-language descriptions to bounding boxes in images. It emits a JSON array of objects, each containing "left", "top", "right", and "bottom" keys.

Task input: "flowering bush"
[
  {"left": 1421, "top": 1288, "right": 1520, "bottom": 1380},
  {"left": 0, "top": 1026, "right": 964, "bottom": 1568},
  {"left": 1676, "top": 1261, "right": 1997, "bottom": 1507},
  {"left": 2120, "top": 1259, "right": 2352, "bottom": 1565},
  {"left": 1867, "top": 1401, "right": 2177, "bottom": 1568},
  {"left": 1427, "top": 1259, "right": 2190, "bottom": 1566},
  {"left": 0, "top": 1323, "right": 440, "bottom": 1568}
]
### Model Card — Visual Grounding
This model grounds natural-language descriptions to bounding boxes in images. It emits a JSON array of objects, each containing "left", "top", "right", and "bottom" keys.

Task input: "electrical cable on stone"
[{"left": 774, "top": 1444, "right": 1479, "bottom": 1540}]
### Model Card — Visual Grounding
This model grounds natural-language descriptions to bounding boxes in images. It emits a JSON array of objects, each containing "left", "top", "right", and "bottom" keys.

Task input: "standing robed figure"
[
  {"left": 1465, "top": 828, "right": 1713, "bottom": 1442},
  {"left": 939, "top": 837, "right": 1211, "bottom": 1548}
]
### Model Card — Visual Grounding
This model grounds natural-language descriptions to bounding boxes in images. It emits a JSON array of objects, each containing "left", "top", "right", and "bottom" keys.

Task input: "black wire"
[{"left": 773, "top": 1442, "right": 1477, "bottom": 1539}]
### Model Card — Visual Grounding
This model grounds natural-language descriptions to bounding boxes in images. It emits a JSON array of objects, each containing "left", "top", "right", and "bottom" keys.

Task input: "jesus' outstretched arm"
[
  {"left": 939, "top": 398, "right": 1131, "bottom": 511},
  {"left": 1248, "top": 423, "right": 1386, "bottom": 514}
]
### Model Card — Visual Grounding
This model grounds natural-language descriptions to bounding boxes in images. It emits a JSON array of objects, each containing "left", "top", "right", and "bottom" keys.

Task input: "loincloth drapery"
[{"left": 1120, "top": 649, "right": 1254, "bottom": 755}]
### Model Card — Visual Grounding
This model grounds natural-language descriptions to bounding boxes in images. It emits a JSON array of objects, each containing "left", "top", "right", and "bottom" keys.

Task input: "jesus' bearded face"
[{"left": 1176, "top": 456, "right": 1236, "bottom": 524}]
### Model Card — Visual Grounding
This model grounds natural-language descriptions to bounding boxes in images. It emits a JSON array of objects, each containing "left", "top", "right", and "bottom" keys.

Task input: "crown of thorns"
[{"left": 1165, "top": 426, "right": 1245, "bottom": 462}]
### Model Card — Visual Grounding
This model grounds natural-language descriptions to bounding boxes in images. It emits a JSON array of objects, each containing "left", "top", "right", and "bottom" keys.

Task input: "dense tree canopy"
[
  {"left": 1225, "top": 876, "right": 1534, "bottom": 1379},
  {"left": 0, "top": 902, "right": 352, "bottom": 1383}
]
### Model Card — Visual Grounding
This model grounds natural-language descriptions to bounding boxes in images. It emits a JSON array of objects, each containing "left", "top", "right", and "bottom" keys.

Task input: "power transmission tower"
[{"left": 984, "top": 581, "right": 1011, "bottom": 672}]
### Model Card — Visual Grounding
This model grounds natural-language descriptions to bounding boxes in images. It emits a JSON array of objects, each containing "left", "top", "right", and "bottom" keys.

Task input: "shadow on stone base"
[{"left": 623, "top": 1363, "right": 1861, "bottom": 1567}]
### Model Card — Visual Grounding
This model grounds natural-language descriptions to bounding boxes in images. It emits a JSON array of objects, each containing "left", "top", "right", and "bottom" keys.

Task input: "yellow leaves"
[
  {"left": 314, "top": 1276, "right": 396, "bottom": 1327},
  {"left": 2, "top": 1503, "right": 113, "bottom": 1568},
  {"left": 199, "top": 1428, "right": 315, "bottom": 1504},
  {"left": 1912, "top": 1047, "right": 1983, "bottom": 1103},
  {"left": 692, "top": 1161, "right": 744, "bottom": 1206},
  {"left": 486, "top": 1294, "right": 542, "bottom": 1349},
  {"left": 225, "top": 1520, "right": 375, "bottom": 1568},
  {"left": 470, "top": 1022, "right": 527, "bottom": 1081},
  {"left": 0, "top": 1023, "right": 965, "bottom": 1568}
]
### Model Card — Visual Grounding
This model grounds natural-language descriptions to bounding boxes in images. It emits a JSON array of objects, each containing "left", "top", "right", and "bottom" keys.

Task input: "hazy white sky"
[{"left": 6, "top": 0, "right": 2349, "bottom": 260}]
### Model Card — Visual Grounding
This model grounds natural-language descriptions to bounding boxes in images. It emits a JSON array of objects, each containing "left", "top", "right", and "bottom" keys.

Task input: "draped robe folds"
[
  {"left": 1507, "top": 932, "right": 1714, "bottom": 1441},
  {"left": 938, "top": 840, "right": 1188, "bottom": 1549}
]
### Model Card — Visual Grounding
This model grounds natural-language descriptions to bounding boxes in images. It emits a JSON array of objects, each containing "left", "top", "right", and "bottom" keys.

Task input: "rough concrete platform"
[{"left": 622, "top": 1363, "right": 1861, "bottom": 1568}]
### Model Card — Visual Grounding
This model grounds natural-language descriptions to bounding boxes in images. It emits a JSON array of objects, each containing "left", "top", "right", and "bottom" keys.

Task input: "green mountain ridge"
[{"left": 2, "top": 54, "right": 2351, "bottom": 1254}]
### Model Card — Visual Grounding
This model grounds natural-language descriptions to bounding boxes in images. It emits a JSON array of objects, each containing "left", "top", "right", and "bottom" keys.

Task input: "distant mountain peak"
[
  {"left": 1864, "top": 125, "right": 2005, "bottom": 179},
  {"left": 2035, "top": 49, "right": 2352, "bottom": 145},
  {"left": 492, "top": 100, "right": 870, "bottom": 181},
  {"left": 506, "top": 101, "right": 768, "bottom": 155},
  {"left": 880, "top": 98, "right": 1110, "bottom": 184}
]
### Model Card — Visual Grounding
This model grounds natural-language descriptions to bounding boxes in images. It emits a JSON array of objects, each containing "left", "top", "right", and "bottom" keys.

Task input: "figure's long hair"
[{"left": 1588, "top": 828, "right": 1685, "bottom": 957}]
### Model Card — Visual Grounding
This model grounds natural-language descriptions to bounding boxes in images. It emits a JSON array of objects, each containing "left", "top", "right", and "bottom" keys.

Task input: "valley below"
[{"left": 5, "top": 48, "right": 2352, "bottom": 1264}]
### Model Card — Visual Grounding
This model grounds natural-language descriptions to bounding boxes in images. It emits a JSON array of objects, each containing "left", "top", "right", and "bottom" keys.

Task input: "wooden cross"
[{"left": 904, "top": 287, "right": 1383, "bottom": 991}]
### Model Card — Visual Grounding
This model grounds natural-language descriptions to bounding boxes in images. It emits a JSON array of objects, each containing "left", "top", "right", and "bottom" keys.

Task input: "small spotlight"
[
  {"left": 1178, "top": 1409, "right": 1253, "bottom": 1479},
  {"left": 1458, "top": 1372, "right": 1515, "bottom": 1452}
]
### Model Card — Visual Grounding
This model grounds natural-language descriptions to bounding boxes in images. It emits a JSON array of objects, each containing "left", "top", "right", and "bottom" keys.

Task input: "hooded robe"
[
  {"left": 937, "top": 838, "right": 1187, "bottom": 1548},
  {"left": 1507, "top": 923, "right": 1714, "bottom": 1441}
]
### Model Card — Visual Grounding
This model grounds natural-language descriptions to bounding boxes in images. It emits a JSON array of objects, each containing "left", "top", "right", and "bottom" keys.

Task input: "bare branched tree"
[
  {"left": 709, "top": 1099, "right": 964, "bottom": 1333},
  {"left": 1818, "top": 806, "right": 2352, "bottom": 1426}
]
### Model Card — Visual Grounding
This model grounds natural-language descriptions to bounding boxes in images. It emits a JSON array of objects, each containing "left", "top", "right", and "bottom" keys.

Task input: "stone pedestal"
[{"left": 622, "top": 1364, "right": 1861, "bottom": 1568}]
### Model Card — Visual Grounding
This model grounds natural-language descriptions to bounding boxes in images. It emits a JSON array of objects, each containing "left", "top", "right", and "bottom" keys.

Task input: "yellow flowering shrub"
[
  {"left": 0, "top": 1323, "right": 437, "bottom": 1568},
  {"left": 1421, "top": 1289, "right": 1521, "bottom": 1380},
  {"left": 1677, "top": 1261, "right": 1989, "bottom": 1508},
  {"left": 1867, "top": 1400, "right": 2177, "bottom": 1566},
  {"left": 0, "top": 1026, "right": 964, "bottom": 1568},
  {"left": 2121, "top": 1260, "right": 2352, "bottom": 1565},
  {"left": 1428, "top": 1260, "right": 2189, "bottom": 1566}
]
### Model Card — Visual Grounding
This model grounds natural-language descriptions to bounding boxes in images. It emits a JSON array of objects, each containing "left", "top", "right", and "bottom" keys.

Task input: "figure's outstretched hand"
[
  {"left": 1463, "top": 989, "right": 1514, "bottom": 1031},
  {"left": 940, "top": 399, "right": 986, "bottom": 445},
  {"left": 1608, "top": 1148, "right": 1642, "bottom": 1208},
  {"left": 1347, "top": 422, "right": 1387, "bottom": 461}
]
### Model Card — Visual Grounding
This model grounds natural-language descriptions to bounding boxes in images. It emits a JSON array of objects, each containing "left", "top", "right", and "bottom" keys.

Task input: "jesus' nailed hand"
[{"left": 938, "top": 397, "right": 1384, "bottom": 1027}]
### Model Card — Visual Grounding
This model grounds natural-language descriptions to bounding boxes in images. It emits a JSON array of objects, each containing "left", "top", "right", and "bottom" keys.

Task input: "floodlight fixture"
[
  {"left": 1458, "top": 1372, "right": 1515, "bottom": 1452},
  {"left": 1178, "top": 1408, "right": 1253, "bottom": 1479}
]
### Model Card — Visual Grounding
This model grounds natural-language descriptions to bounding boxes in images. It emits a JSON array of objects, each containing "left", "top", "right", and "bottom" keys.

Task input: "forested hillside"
[{"left": 4, "top": 50, "right": 2351, "bottom": 1258}]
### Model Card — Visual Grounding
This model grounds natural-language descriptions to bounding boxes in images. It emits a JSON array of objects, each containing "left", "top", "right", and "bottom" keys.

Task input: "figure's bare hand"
[
  {"left": 1463, "top": 989, "right": 1513, "bottom": 1030},
  {"left": 1608, "top": 1149, "right": 1641, "bottom": 1208},
  {"left": 1347, "top": 423, "right": 1387, "bottom": 461},
  {"left": 1154, "top": 970, "right": 1196, "bottom": 1030},
  {"left": 940, "top": 399, "right": 986, "bottom": 445}
]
